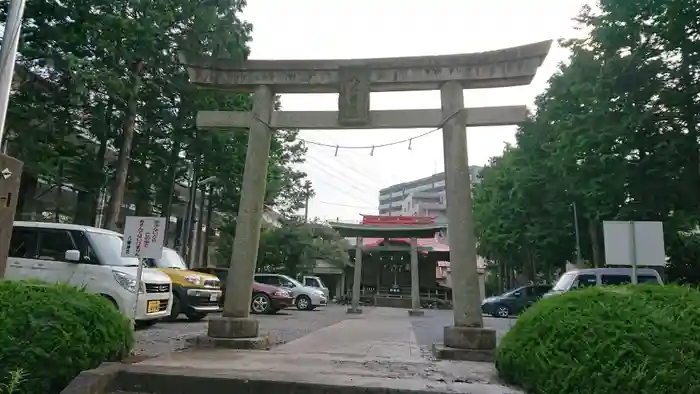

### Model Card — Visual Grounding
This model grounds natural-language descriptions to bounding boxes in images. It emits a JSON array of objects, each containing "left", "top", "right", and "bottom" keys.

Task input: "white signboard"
[
  {"left": 121, "top": 216, "right": 167, "bottom": 259},
  {"left": 603, "top": 221, "right": 665, "bottom": 267}
]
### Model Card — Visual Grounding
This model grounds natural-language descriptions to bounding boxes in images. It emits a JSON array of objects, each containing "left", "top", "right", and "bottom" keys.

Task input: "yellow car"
[{"left": 144, "top": 247, "right": 222, "bottom": 322}]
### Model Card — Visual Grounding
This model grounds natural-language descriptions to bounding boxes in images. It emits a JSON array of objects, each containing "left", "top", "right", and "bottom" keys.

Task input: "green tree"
[
  {"left": 252, "top": 219, "right": 349, "bottom": 276},
  {"left": 472, "top": 0, "right": 700, "bottom": 285},
  {"left": 3, "top": 0, "right": 311, "bottom": 250}
]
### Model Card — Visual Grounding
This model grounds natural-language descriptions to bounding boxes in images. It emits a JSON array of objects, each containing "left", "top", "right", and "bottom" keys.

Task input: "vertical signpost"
[
  {"left": 121, "top": 216, "right": 167, "bottom": 324},
  {"left": 603, "top": 221, "right": 665, "bottom": 282}
]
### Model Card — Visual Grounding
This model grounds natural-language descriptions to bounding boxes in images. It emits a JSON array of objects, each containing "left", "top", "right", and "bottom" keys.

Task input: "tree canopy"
[
  {"left": 472, "top": 0, "right": 700, "bottom": 287},
  {"left": 3, "top": 0, "right": 312, "bottom": 260},
  {"left": 255, "top": 219, "right": 350, "bottom": 277}
]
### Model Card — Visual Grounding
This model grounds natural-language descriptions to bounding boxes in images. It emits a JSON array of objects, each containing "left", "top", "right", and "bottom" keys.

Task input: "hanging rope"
[{"left": 252, "top": 108, "right": 463, "bottom": 155}]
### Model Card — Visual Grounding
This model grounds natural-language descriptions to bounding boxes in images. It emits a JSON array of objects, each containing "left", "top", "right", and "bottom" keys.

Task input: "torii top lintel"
[{"left": 180, "top": 40, "right": 552, "bottom": 94}]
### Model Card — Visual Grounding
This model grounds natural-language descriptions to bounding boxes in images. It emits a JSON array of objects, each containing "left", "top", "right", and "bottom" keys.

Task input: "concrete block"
[
  {"left": 408, "top": 309, "right": 425, "bottom": 316},
  {"left": 59, "top": 362, "right": 121, "bottom": 394},
  {"left": 346, "top": 307, "right": 363, "bottom": 314},
  {"left": 207, "top": 316, "right": 258, "bottom": 338},
  {"left": 186, "top": 334, "right": 272, "bottom": 350},
  {"left": 432, "top": 343, "right": 495, "bottom": 363},
  {"left": 443, "top": 326, "right": 497, "bottom": 350}
]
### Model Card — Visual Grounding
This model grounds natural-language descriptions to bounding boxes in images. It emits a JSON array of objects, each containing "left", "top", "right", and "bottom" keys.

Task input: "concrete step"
[
  {"left": 111, "top": 364, "right": 517, "bottom": 394},
  {"left": 64, "top": 360, "right": 520, "bottom": 394}
]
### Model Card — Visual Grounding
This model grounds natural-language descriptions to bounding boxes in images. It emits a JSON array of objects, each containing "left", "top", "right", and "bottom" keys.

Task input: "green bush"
[
  {"left": 495, "top": 285, "right": 700, "bottom": 394},
  {"left": 0, "top": 280, "right": 134, "bottom": 394},
  {"left": 0, "top": 369, "right": 26, "bottom": 394}
]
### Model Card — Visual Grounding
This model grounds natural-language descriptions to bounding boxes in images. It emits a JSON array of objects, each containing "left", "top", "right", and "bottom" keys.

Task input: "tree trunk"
[
  {"left": 103, "top": 59, "right": 146, "bottom": 230},
  {"left": 54, "top": 161, "right": 63, "bottom": 223},
  {"left": 680, "top": 45, "right": 700, "bottom": 211},
  {"left": 588, "top": 220, "right": 602, "bottom": 267},
  {"left": 193, "top": 184, "right": 207, "bottom": 268},
  {"left": 17, "top": 170, "right": 37, "bottom": 220},
  {"left": 160, "top": 137, "right": 182, "bottom": 242},
  {"left": 202, "top": 187, "right": 214, "bottom": 268}
]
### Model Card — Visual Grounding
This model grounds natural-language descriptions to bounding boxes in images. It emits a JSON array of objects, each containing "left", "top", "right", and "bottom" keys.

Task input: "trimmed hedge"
[
  {"left": 0, "top": 280, "right": 134, "bottom": 394},
  {"left": 496, "top": 285, "right": 700, "bottom": 394}
]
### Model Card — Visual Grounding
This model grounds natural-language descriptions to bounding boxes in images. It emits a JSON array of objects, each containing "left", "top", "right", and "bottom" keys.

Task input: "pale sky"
[{"left": 241, "top": 0, "right": 590, "bottom": 221}]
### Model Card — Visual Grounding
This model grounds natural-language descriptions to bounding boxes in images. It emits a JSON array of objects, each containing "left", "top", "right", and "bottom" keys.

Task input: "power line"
[
  {"left": 306, "top": 134, "right": 405, "bottom": 189},
  {"left": 303, "top": 155, "right": 377, "bottom": 205},
  {"left": 305, "top": 154, "right": 380, "bottom": 194},
  {"left": 313, "top": 200, "right": 377, "bottom": 210},
  {"left": 302, "top": 162, "right": 378, "bottom": 208}
]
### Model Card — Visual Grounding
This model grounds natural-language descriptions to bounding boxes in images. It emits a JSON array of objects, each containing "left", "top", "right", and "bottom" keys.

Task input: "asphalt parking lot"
[
  {"left": 133, "top": 304, "right": 351, "bottom": 357},
  {"left": 134, "top": 304, "right": 517, "bottom": 358}
]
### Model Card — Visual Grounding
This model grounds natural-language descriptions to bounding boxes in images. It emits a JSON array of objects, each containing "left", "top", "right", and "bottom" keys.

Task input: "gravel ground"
[{"left": 133, "top": 304, "right": 351, "bottom": 357}]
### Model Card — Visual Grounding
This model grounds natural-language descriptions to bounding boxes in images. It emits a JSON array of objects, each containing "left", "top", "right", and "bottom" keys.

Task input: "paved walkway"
[{"left": 135, "top": 307, "right": 523, "bottom": 394}]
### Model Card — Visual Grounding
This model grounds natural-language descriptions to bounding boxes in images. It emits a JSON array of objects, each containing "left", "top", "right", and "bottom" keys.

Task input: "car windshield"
[
  {"left": 552, "top": 272, "right": 577, "bottom": 291},
  {"left": 306, "top": 276, "right": 325, "bottom": 288},
  {"left": 86, "top": 231, "right": 141, "bottom": 267},
  {"left": 503, "top": 288, "right": 523, "bottom": 297},
  {"left": 152, "top": 249, "right": 187, "bottom": 269},
  {"left": 282, "top": 275, "right": 303, "bottom": 288}
]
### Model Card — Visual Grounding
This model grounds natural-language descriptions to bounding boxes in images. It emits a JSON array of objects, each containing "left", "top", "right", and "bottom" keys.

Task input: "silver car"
[{"left": 254, "top": 273, "right": 327, "bottom": 310}]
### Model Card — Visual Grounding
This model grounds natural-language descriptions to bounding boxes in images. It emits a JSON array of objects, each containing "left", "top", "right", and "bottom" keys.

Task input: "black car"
[{"left": 481, "top": 284, "right": 552, "bottom": 318}]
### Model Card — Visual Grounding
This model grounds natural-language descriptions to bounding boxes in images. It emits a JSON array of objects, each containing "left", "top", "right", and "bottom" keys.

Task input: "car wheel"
[
  {"left": 251, "top": 293, "right": 272, "bottom": 314},
  {"left": 493, "top": 304, "right": 510, "bottom": 318},
  {"left": 164, "top": 294, "right": 181, "bottom": 322},
  {"left": 185, "top": 312, "right": 207, "bottom": 322},
  {"left": 296, "top": 295, "right": 312, "bottom": 310}
]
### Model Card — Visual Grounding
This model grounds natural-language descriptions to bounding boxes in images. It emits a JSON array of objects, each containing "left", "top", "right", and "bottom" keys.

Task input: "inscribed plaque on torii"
[{"left": 338, "top": 67, "right": 371, "bottom": 126}]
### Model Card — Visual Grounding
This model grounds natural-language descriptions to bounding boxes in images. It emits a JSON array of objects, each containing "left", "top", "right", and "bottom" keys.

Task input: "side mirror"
[
  {"left": 65, "top": 250, "right": 81, "bottom": 262},
  {"left": 512, "top": 291, "right": 522, "bottom": 297}
]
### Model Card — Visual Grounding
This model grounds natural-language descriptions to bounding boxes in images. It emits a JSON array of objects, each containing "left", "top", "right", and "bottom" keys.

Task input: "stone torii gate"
[{"left": 182, "top": 40, "right": 551, "bottom": 360}]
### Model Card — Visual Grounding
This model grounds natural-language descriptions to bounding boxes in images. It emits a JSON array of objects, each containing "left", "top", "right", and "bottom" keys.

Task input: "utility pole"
[
  {"left": 0, "top": 0, "right": 26, "bottom": 144},
  {"left": 303, "top": 182, "right": 311, "bottom": 222},
  {"left": 573, "top": 201, "right": 583, "bottom": 265}
]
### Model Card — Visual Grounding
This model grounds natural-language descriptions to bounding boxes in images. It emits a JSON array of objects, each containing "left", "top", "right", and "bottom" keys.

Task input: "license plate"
[
  {"left": 147, "top": 300, "right": 160, "bottom": 313},
  {"left": 210, "top": 293, "right": 219, "bottom": 301}
]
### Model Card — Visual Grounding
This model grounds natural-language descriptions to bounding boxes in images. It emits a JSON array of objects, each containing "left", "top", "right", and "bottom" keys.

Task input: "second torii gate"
[{"left": 182, "top": 40, "right": 551, "bottom": 361}]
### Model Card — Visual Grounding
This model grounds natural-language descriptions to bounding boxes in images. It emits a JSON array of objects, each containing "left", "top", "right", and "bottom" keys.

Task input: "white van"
[
  {"left": 302, "top": 275, "right": 329, "bottom": 299},
  {"left": 544, "top": 267, "right": 663, "bottom": 298},
  {"left": 5, "top": 221, "right": 173, "bottom": 324}
]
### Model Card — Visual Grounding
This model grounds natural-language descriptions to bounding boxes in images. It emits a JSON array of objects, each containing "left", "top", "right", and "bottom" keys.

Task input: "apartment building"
[{"left": 377, "top": 167, "right": 483, "bottom": 216}]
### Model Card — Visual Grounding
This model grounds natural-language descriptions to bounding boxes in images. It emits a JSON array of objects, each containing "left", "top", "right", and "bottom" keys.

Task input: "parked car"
[
  {"left": 193, "top": 267, "right": 294, "bottom": 314},
  {"left": 143, "top": 247, "right": 222, "bottom": 322},
  {"left": 301, "top": 275, "right": 329, "bottom": 299},
  {"left": 544, "top": 267, "right": 663, "bottom": 299},
  {"left": 254, "top": 273, "right": 327, "bottom": 310},
  {"left": 481, "top": 284, "right": 552, "bottom": 318},
  {"left": 6, "top": 221, "right": 173, "bottom": 325}
]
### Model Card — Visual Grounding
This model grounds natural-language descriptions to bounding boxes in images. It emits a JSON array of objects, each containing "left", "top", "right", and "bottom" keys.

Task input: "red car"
[{"left": 194, "top": 267, "right": 293, "bottom": 314}]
